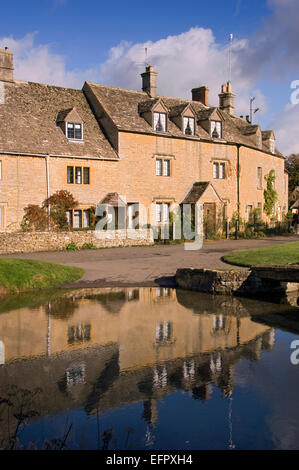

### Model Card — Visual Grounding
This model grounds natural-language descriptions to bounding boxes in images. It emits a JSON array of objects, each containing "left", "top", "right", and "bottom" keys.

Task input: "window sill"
[{"left": 67, "top": 139, "right": 85, "bottom": 144}]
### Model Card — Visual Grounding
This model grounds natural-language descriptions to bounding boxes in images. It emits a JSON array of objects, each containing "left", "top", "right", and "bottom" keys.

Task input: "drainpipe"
[
  {"left": 45, "top": 155, "right": 50, "bottom": 231},
  {"left": 235, "top": 145, "right": 241, "bottom": 240}
]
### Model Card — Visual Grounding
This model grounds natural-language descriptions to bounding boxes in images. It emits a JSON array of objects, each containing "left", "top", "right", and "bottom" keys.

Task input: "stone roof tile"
[{"left": 0, "top": 81, "right": 118, "bottom": 159}]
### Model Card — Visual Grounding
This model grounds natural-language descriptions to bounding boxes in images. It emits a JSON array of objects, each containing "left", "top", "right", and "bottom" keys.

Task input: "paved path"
[{"left": 3, "top": 235, "right": 297, "bottom": 288}]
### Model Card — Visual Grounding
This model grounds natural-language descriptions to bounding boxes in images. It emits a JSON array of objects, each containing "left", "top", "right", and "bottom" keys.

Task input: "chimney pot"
[
  {"left": 0, "top": 46, "right": 14, "bottom": 82},
  {"left": 191, "top": 86, "right": 209, "bottom": 106},
  {"left": 141, "top": 65, "right": 158, "bottom": 98},
  {"left": 218, "top": 81, "right": 235, "bottom": 115}
]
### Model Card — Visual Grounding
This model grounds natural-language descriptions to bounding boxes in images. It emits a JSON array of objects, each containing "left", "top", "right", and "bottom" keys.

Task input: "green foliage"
[
  {"left": 21, "top": 190, "right": 78, "bottom": 232},
  {"left": 43, "top": 190, "right": 78, "bottom": 231},
  {"left": 65, "top": 242, "right": 80, "bottom": 251},
  {"left": 285, "top": 154, "right": 299, "bottom": 194},
  {"left": 223, "top": 241, "right": 299, "bottom": 267},
  {"left": 21, "top": 205, "right": 48, "bottom": 232},
  {"left": 80, "top": 242, "right": 97, "bottom": 250},
  {"left": 263, "top": 170, "right": 278, "bottom": 216},
  {"left": 0, "top": 259, "right": 83, "bottom": 293}
]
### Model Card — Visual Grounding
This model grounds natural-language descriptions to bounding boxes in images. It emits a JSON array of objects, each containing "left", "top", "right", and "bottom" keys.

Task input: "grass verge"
[
  {"left": 223, "top": 241, "right": 299, "bottom": 267},
  {"left": 0, "top": 258, "right": 84, "bottom": 294}
]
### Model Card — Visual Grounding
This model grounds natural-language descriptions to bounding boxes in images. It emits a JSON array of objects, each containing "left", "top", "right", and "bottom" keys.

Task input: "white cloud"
[
  {"left": 270, "top": 103, "right": 299, "bottom": 155},
  {"left": 100, "top": 27, "right": 266, "bottom": 116},
  {"left": 0, "top": 33, "right": 95, "bottom": 89}
]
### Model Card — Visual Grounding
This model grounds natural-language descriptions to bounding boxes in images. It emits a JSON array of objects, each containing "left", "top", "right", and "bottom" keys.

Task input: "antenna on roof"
[
  {"left": 145, "top": 47, "right": 149, "bottom": 68},
  {"left": 228, "top": 33, "right": 233, "bottom": 83},
  {"left": 250, "top": 96, "right": 260, "bottom": 124}
]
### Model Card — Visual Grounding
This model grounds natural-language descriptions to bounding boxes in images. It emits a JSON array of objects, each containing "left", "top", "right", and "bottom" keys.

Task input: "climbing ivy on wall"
[{"left": 263, "top": 169, "right": 278, "bottom": 216}]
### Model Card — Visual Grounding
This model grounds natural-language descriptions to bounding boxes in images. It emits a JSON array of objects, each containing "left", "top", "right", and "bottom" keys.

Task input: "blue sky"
[{"left": 1, "top": 0, "right": 299, "bottom": 155}]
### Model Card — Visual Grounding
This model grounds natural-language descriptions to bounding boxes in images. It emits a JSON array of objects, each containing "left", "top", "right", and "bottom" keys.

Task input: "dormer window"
[
  {"left": 269, "top": 139, "right": 275, "bottom": 154},
  {"left": 183, "top": 117, "right": 195, "bottom": 135},
  {"left": 67, "top": 122, "right": 83, "bottom": 140},
  {"left": 211, "top": 121, "right": 222, "bottom": 139},
  {"left": 154, "top": 112, "right": 166, "bottom": 132}
]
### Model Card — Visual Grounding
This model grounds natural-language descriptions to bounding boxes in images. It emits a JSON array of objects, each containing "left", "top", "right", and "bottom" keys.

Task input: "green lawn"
[
  {"left": 223, "top": 241, "right": 299, "bottom": 267},
  {"left": 0, "top": 258, "right": 84, "bottom": 294}
]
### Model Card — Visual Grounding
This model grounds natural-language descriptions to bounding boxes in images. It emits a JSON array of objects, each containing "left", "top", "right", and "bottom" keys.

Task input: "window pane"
[
  {"left": 67, "top": 123, "right": 74, "bottom": 139},
  {"left": 257, "top": 167, "right": 262, "bottom": 188},
  {"left": 73, "top": 210, "right": 82, "bottom": 228},
  {"left": 219, "top": 163, "right": 225, "bottom": 179},
  {"left": 75, "top": 167, "right": 82, "bottom": 184},
  {"left": 213, "top": 163, "right": 219, "bottom": 179},
  {"left": 216, "top": 122, "right": 221, "bottom": 138},
  {"left": 163, "top": 160, "right": 170, "bottom": 176},
  {"left": 74, "top": 123, "right": 82, "bottom": 140},
  {"left": 160, "top": 113, "right": 166, "bottom": 131},
  {"left": 163, "top": 203, "right": 169, "bottom": 222},
  {"left": 0, "top": 161, "right": 2, "bottom": 180},
  {"left": 67, "top": 166, "right": 74, "bottom": 184},
  {"left": 154, "top": 113, "right": 166, "bottom": 132},
  {"left": 83, "top": 167, "right": 90, "bottom": 184},
  {"left": 83, "top": 210, "right": 90, "bottom": 228},
  {"left": 66, "top": 210, "right": 72, "bottom": 227},
  {"left": 156, "top": 203, "right": 162, "bottom": 223},
  {"left": 156, "top": 159, "right": 162, "bottom": 176}
]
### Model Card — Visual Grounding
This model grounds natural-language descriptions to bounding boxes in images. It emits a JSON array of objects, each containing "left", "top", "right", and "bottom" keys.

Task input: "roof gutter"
[{"left": 0, "top": 150, "right": 119, "bottom": 161}]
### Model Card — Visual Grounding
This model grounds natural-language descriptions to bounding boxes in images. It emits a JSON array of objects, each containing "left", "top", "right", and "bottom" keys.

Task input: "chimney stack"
[
  {"left": 191, "top": 86, "right": 209, "bottom": 106},
  {"left": 141, "top": 65, "right": 158, "bottom": 98},
  {"left": 0, "top": 46, "right": 14, "bottom": 82},
  {"left": 218, "top": 81, "right": 235, "bottom": 115}
]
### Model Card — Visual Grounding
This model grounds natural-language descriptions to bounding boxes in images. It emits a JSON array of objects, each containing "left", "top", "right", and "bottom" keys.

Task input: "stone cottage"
[{"left": 0, "top": 46, "right": 288, "bottom": 236}]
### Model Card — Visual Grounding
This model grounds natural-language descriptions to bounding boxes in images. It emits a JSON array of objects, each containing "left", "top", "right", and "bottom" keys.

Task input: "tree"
[
  {"left": 43, "top": 190, "right": 78, "bottom": 230},
  {"left": 263, "top": 170, "right": 278, "bottom": 216},
  {"left": 21, "top": 204, "right": 48, "bottom": 231},
  {"left": 285, "top": 154, "right": 299, "bottom": 194}
]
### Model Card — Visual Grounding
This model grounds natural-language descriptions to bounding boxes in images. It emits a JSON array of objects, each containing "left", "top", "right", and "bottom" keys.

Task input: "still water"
[{"left": 0, "top": 287, "right": 299, "bottom": 450}]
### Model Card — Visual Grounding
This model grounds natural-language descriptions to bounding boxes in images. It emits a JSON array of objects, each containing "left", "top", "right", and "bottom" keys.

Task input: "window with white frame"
[
  {"left": 66, "top": 122, "right": 83, "bottom": 140},
  {"left": 269, "top": 139, "right": 275, "bottom": 154},
  {"left": 210, "top": 120, "right": 222, "bottom": 138},
  {"left": 156, "top": 158, "right": 170, "bottom": 176},
  {"left": 156, "top": 203, "right": 170, "bottom": 223},
  {"left": 163, "top": 159, "right": 170, "bottom": 176},
  {"left": 67, "top": 209, "right": 91, "bottom": 229},
  {"left": 156, "top": 322, "right": 172, "bottom": 342},
  {"left": 213, "top": 162, "right": 225, "bottom": 179},
  {"left": 213, "top": 314, "right": 226, "bottom": 331},
  {"left": 153, "top": 112, "right": 166, "bottom": 132},
  {"left": 156, "top": 159, "right": 162, "bottom": 176},
  {"left": 183, "top": 117, "right": 195, "bottom": 135}
]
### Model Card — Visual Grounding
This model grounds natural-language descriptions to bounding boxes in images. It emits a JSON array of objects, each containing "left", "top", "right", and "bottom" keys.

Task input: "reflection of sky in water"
[{"left": 0, "top": 287, "right": 298, "bottom": 450}]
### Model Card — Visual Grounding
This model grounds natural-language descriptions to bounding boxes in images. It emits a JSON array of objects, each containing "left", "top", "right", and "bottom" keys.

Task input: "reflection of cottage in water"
[{"left": 0, "top": 288, "right": 274, "bottom": 444}]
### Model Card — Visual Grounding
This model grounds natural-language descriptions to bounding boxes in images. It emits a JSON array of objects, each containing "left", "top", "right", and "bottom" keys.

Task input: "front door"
[{"left": 203, "top": 203, "right": 216, "bottom": 238}]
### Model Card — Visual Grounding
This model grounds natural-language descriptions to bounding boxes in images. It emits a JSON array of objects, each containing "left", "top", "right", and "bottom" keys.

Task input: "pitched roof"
[
  {"left": 0, "top": 81, "right": 118, "bottom": 159},
  {"left": 180, "top": 182, "right": 223, "bottom": 204},
  {"left": 100, "top": 192, "right": 126, "bottom": 206},
  {"left": 181, "top": 182, "right": 210, "bottom": 204},
  {"left": 85, "top": 81, "right": 281, "bottom": 153}
]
